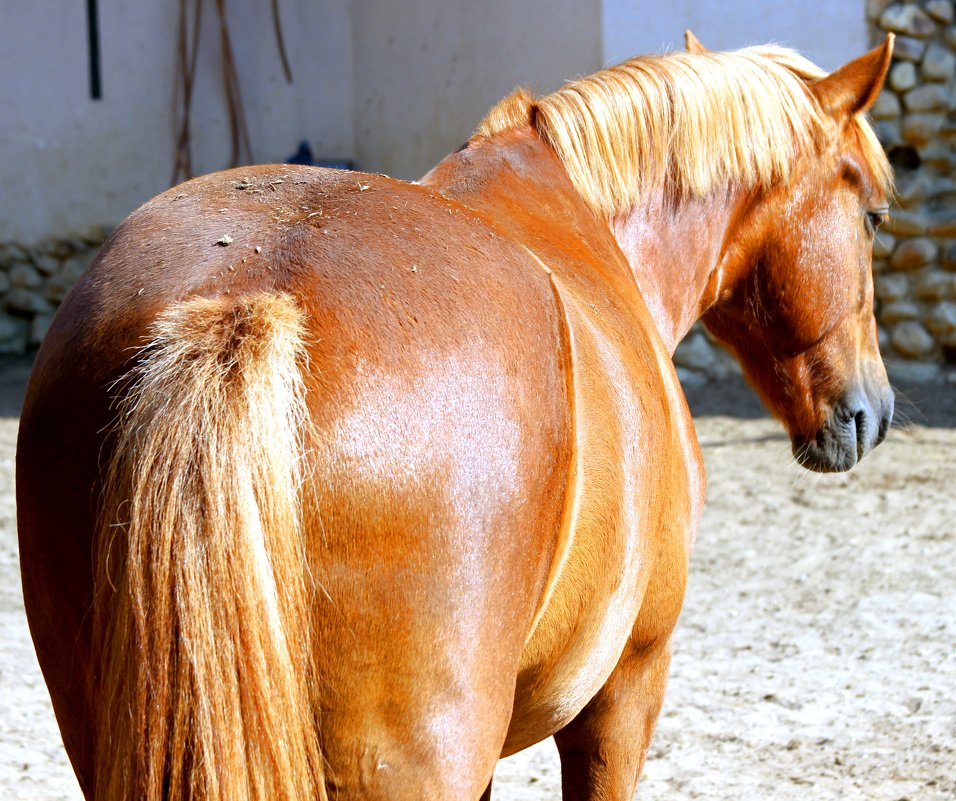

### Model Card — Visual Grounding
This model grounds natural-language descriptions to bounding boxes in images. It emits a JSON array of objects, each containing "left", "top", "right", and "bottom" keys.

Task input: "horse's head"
[{"left": 703, "top": 38, "right": 895, "bottom": 472}]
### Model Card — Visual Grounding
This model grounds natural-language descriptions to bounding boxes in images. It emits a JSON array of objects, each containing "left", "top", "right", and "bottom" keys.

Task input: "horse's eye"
[{"left": 865, "top": 209, "right": 888, "bottom": 233}]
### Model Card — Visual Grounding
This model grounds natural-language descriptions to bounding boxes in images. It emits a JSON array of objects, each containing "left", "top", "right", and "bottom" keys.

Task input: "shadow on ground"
[{"left": 682, "top": 370, "right": 956, "bottom": 429}]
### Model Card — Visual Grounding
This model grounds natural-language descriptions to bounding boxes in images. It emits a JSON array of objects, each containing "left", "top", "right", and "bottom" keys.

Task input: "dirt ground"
[{"left": 2, "top": 355, "right": 954, "bottom": 800}]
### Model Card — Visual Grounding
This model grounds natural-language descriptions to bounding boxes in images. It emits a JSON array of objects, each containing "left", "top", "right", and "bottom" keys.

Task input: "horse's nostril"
[{"left": 854, "top": 410, "right": 866, "bottom": 459}]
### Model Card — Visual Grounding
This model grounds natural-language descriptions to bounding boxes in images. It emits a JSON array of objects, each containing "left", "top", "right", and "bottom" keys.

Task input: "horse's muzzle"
[{"left": 793, "top": 386, "right": 894, "bottom": 473}]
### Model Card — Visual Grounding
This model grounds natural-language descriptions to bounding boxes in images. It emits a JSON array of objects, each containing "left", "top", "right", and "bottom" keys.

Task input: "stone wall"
[
  {"left": 0, "top": 231, "right": 107, "bottom": 353},
  {"left": 868, "top": 0, "right": 956, "bottom": 368}
]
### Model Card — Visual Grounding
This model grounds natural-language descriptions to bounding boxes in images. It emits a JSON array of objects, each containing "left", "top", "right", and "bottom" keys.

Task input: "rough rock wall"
[
  {"left": 0, "top": 230, "right": 107, "bottom": 353},
  {"left": 868, "top": 0, "right": 956, "bottom": 368}
]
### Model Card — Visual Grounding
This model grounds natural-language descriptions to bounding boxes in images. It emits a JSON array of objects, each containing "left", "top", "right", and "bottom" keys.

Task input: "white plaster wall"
[
  {"left": 0, "top": 1, "right": 354, "bottom": 243},
  {"left": 603, "top": 0, "right": 869, "bottom": 71},
  {"left": 350, "top": 0, "right": 602, "bottom": 181}
]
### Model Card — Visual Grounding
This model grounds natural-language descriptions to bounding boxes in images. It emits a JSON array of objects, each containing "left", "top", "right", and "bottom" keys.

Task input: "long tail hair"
[{"left": 93, "top": 292, "right": 326, "bottom": 801}]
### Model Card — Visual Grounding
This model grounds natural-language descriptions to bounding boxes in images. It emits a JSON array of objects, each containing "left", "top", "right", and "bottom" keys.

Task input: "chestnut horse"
[{"left": 18, "top": 34, "right": 894, "bottom": 801}]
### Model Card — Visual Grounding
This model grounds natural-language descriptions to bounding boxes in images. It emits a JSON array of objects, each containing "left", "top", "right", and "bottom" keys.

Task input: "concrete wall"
[
  {"left": 603, "top": 0, "right": 870, "bottom": 71},
  {"left": 0, "top": 0, "right": 354, "bottom": 243},
  {"left": 1, "top": 1, "right": 601, "bottom": 241},
  {"left": 351, "top": 0, "right": 602, "bottom": 180}
]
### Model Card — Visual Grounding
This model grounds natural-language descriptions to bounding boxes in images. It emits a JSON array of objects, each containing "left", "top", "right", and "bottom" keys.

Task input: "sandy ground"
[{"left": 1, "top": 355, "right": 954, "bottom": 800}]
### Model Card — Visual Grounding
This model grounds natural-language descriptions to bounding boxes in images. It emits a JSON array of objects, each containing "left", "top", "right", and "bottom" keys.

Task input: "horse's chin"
[{"left": 791, "top": 433, "right": 860, "bottom": 473}]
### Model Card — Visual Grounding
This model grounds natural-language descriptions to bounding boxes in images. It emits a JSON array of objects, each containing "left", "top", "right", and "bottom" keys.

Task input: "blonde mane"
[{"left": 473, "top": 46, "right": 892, "bottom": 216}]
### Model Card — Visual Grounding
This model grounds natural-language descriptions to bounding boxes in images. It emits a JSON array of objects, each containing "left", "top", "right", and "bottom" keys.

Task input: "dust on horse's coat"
[{"left": 17, "top": 33, "right": 894, "bottom": 801}]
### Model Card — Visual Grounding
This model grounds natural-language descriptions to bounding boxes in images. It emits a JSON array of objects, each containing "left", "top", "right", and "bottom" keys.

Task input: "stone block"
[
  {"left": 675, "top": 366, "right": 708, "bottom": 390},
  {"left": 873, "top": 232, "right": 896, "bottom": 259},
  {"left": 941, "top": 240, "right": 956, "bottom": 269},
  {"left": 0, "top": 243, "right": 29, "bottom": 265},
  {"left": 673, "top": 332, "right": 716, "bottom": 372},
  {"left": 891, "top": 237, "right": 939, "bottom": 270},
  {"left": 924, "top": 301, "right": 956, "bottom": 334},
  {"left": 885, "top": 209, "right": 929, "bottom": 236},
  {"left": 0, "top": 271, "right": 9, "bottom": 294},
  {"left": 917, "top": 143, "right": 955, "bottom": 173},
  {"left": 0, "top": 315, "right": 27, "bottom": 354},
  {"left": 893, "top": 173, "right": 930, "bottom": 207},
  {"left": 891, "top": 320, "right": 936, "bottom": 357},
  {"left": 914, "top": 270, "right": 954, "bottom": 300},
  {"left": 44, "top": 272, "right": 72, "bottom": 304},
  {"left": 880, "top": 3, "right": 938, "bottom": 38},
  {"left": 60, "top": 255, "right": 88, "bottom": 283},
  {"left": 922, "top": 43, "right": 956, "bottom": 81},
  {"left": 47, "top": 240, "right": 74, "bottom": 259},
  {"left": 4, "top": 288, "right": 54, "bottom": 316},
  {"left": 9, "top": 262, "right": 43, "bottom": 289},
  {"left": 928, "top": 216, "right": 956, "bottom": 237},
  {"left": 945, "top": 24, "right": 956, "bottom": 49},
  {"left": 867, "top": 0, "right": 896, "bottom": 21},
  {"left": 902, "top": 112, "right": 946, "bottom": 145},
  {"left": 885, "top": 358, "right": 941, "bottom": 382},
  {"left": 929, "top": 213, "right": 956, "bottom": 238},
  {"left": 926, "top": 0, "right": 955, "bottom": 24},
  {"left": 32, "top": 254, "right": 60, "bottom": 275},
  {"left": 79, "top": 225, "right": 112, "bottom": 245},
  {"left": 871, "top": 90, "right": 902, "bottom": 119},
  {"left": 875, "top": 272, "right": 909, "bottom": 301},
  {"left": 891, "top": 35, "right": 928, "bottom": 62},
  {"left": 880, "top": 299, "right": 921, "bottom": 324},
  {"left": 903, "top": 84, "right": 949, "bottom": 112},
  {"left": 878, "top": 323, "right": 891, "bottom": 353},
  {"left": 873, "top": 119, "right": 903, "bottom": 147},
  {"left": 29, "top": 313, "right": 53, "bottom": 346},
  {"left": 888, "top": 60, "right": 918, "bottom": 92}
]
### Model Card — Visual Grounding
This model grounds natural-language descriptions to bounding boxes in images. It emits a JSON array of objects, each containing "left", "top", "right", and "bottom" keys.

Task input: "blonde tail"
[{"left": 94, "top": 293, "right": 325, "bottom": 801}]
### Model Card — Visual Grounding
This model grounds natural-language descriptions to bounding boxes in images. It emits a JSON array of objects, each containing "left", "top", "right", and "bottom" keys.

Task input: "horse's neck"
[
  {"left": 423, "top": 128, "right": 738, "bottom": 354},
  {"left": 610, "top": 188, "right": 744, "bottom": 353}
]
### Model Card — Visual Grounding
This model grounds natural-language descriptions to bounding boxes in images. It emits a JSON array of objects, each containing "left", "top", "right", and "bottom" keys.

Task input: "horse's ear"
[
  {"left": 812, "top": 34, "right": 894, "bottom": 118},
  {"left": 685, "top": 30, "right": 709, "bottom": 54}
]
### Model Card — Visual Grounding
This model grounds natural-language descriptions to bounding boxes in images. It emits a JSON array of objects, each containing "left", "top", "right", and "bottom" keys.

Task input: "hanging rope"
[
  {"left": 213, "top": 0, "right": 254, "bottom": 170},
  {"left": 172, "top": 0, "right": 272, "bottom": 184},
  {"left": 272, "top": 0, "right": 293, "bottom": 83},
  {"left": 171, "top": 0, "right": 203, "bottom": 183}
]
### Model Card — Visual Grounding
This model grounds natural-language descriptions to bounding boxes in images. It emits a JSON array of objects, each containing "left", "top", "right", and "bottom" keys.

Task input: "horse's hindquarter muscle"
[{"left": 282, "top": 174, "right": 579, "bottom": 791}]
